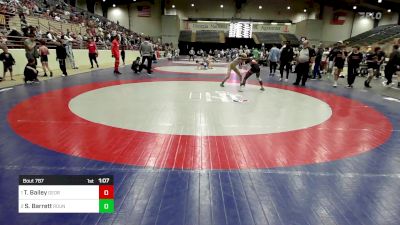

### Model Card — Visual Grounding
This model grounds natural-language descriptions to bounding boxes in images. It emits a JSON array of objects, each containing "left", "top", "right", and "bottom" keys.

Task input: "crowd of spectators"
[{"left": 0, "top": 0, "right": 166, "bottom": 51}]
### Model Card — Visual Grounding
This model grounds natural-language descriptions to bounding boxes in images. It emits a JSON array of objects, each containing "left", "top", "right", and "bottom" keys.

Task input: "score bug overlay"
[{"left": 18, "top": 175, "right": 114, "bottom": 213}]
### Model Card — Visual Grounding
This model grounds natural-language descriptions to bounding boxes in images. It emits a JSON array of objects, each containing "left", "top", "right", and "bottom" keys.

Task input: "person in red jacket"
[
  {"left": 111, "top": 35, "right": 121, "bottom": 74},
  {"left": 87, "top": 37, "right": 99, "bottom": 68}
]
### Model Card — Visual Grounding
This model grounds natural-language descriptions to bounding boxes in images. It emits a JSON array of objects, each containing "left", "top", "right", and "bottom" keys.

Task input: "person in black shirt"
[
  {"left": 240, "top": 59, "right": 264, "bottom": 91},
  {"left": 131, "top": 57, "right": 142, "bottom": 74},
  {"left": 23, "top": 58, "right": 39, "bottom": 84},
  {"left": 121, "top": 45, "right": 126, "bottom": 66},
  {"left": 332, "top": 45, "right": 346, "bottom": 87},
  {"left": 376, "top": 49, "right": 386, "bottom": 78},
  {"left": 327, "top": 42, "right": 341, "bottom": 74},
  {"left": 364, "top": 47, "right": 379, "bottom": 88},
  {"left": 383, "top": 45, "right": 400, "bottom": 86},
  {"left": 0, "top": 49, "right": 15, "bottom": 81},
  {"left": 312, "top": 44, "right": 323, "bottom": 79},
  {"left": 56, "top": 39, "right": 68, "bottom": 76},
  {"left": 279, "top": 41, "right": 294, "bottom": 82},
  {"left": 346, "top": 46, "right": 363, "bottom": 88}
]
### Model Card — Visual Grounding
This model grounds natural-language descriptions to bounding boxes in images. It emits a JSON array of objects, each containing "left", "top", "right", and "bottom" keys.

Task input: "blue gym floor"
[{"left": 0, "top": 60, "right": 399, "bottom": 225}]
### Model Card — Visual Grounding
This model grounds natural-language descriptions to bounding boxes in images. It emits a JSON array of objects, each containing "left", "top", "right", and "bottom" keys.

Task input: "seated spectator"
[
  {"left": 35, "top": 26, "right": 42, "bottom": 39},
  {"left": 0, "top": 33, "right": 7, "bottom": 45},
  {"left": 22, "top": 5, "right": 30, "bottom": 15},
  {"left": 54, "top": 14, "right": 61, "bottom": 22},
  {"left": 47, "top": 31, "right": 56, "bottom": 42},
  {"left": 32, "top": 4, "right": 41, "bottom": 14}
]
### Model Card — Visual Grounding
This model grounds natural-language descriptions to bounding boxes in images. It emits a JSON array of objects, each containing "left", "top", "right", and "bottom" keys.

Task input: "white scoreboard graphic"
[{"left": 229, "top": 22, "right": 253, "bottom": 38}]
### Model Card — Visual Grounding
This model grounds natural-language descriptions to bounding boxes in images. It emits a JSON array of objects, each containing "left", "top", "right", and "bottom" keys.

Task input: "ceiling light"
[
  {"left": 172, "top": 4, "right": 175, "bottom": 8},
  {"left": 259, "top": 5, "right": 262, "bottom": 9},
  {"left": 387, "top": 9, "right": 391, "bottom": 12},
  {"left": 102, "top": 0, "right": 105, "bottom": 2},
  {"left": 304, "top": 9, "right": 307, "bottom": 13},
  {"left": 191, "top": 3, "right": 195, "bottom": 7},
  {"left": 271, "top": 22, "right": 278, "bottom": 25},
  {"left": 353, "top": 5, "right": 357, "bottom": 10},
  {"left": 378, "top": 0, "right": 382, "bottom": 3},
  {"left": 220, "top": 4, "right": 224, "bottom": 8},
  {"left": 287, "top": 6, "right": 291, "bottom": 10},
  {"left": 112, "top": 4, "right": 116, "bottom": 7}
]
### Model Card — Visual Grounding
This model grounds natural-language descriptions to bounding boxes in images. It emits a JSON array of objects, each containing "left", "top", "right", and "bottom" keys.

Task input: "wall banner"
[{"left": 183, "top": 21, "right": 295, "bottom": 33}]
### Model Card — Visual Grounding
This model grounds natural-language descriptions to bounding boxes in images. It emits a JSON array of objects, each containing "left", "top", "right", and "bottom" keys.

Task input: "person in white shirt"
[
  {"left": 293, "top": 40, "right": 316, "bottom": 86},
  {"left": 76, "top": 33, "right": 83, "bottom": 48},
  {"left": 175, "top": 48, "right": 180, "bottom": 59},
  {"left": 47, "top": 31, "right": 55, "bottom": 41},
  {"left": 321, "top": 48, "right": 330, "bottom": 74},
  {"left": 64, "top": 34, "right": 78, "bottom": 69},
  {"left": 188, "top": 47, "right": 195, "bottom": 61}
]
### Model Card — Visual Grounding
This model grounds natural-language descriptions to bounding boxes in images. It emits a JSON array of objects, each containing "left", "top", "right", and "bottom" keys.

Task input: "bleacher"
[
  {"left": 364, "top": 25, "right": 400, "bottom": 45},
  {"left": 178, "top": 30, "right": 192, "bottom": 42},
  {"left": 1, "top": 12, "right": 100, "bottom": 49},
  {"left": 282, "top": 33, "right": 300, "bottom": 45},
  {"left": 195, "top": 31, "right": 221, "bottom": 43},
  {"left": 254, "top": 33, "right": 282, "bottom": 45},
  {"left": 0, "top": 0, "right": 157, "bottom": 51},
  {"left": 344, "top": 24, "right": 399, "bottom": 46}
]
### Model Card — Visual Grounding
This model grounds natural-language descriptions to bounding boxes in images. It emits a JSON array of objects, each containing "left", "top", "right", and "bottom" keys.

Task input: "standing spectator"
[
  {"left": 189, "top": 47, "right": 195, "bottom": 61},
  {"left": 375, "top": 48, "right": 386, "bottom": 79},
  {"left": 111, "top": 35, "right": 121, "bottom": 74},
  {"left": 87, "top": 37, "right": 99, "bottom": 68},
  {"left": 279, "top": 41, "right": 294, "bottom": 82},
  {"left": 332, "top": 44, "right": 346, "bottom": 87},
  {"left": 252, "top": 48, "right": 260, "bottom": 60},
  {"left": 121, "top": 45, "right": 126, "bottom": 66},
  {"left": 139, "top": 37, "right": 154, "bottom": 75},
  {"left": 321, "top": 48, "right": 330, "bottom": 74},
  {"left": 268, "top": 44, "right": 280, "bottom": 76},
  {"left": 64, "top": 34, "right": 78, "bottom": 69},
  {"left": 76, "top": 33, "right": 83, "bottom": 48},
  {"left": 328, "top": 42, "right": 341, "bottom": 75},
  {"left": 24, "top": 33, "right": 38, "bottom": 65},
  {"left": 346, "top": 46, "right": 363, "bottom": 88},
  {"left": 312, "top": 44, "right": 324, "bottom": 80},
  {"left": 364, "top": 47, "right": 379, "bottom": 88},
  {"left": 56, "top": 39, "right": 68, "bottom": 76},
  {"left": 175, "top": 48, "right": 180, "bottom": 60},
  {"left": 0, "top": 48, "right": 15, "bottom": 81},
  {"left": 38, "top": 40, "right": 53, "bottom": 77},
  {"left": 383, "top": 45, "right": 400, "bottom": 87},
  {"left": 293, "top": 40, "right": 316, "bottom": 86}
]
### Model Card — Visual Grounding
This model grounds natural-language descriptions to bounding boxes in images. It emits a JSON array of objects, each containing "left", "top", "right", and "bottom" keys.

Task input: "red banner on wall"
[
  {"left": 331, "top": 11, "right": 347, "bottom": 25},
  {"left": 137, "top": 6, "right": 151, "bottom": 17}
]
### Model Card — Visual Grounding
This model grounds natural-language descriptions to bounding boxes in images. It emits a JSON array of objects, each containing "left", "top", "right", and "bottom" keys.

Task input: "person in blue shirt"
[{"left": 268, "top": 44, "right": 280, "bottom": 76}]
